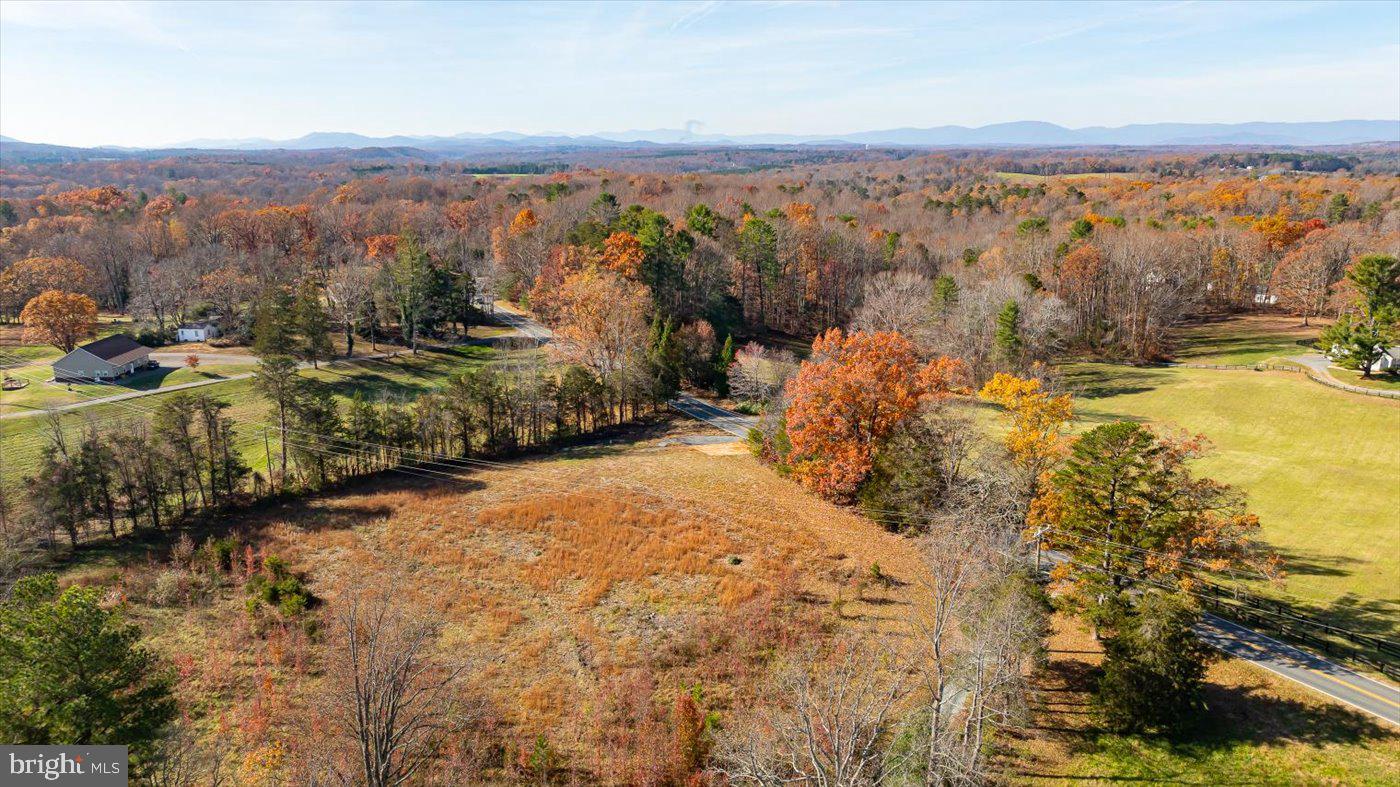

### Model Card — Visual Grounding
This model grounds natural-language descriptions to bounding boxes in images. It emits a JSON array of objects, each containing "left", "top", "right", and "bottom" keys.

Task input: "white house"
[
  {"left": 176, "top": 321, "right": 220, "bottom": 342},
  {"left": 52, "top": 334, "right": 154, "bottom": 382},
  {"left": 1372, "top": 346, "right": 1400, "bottom": 373}
]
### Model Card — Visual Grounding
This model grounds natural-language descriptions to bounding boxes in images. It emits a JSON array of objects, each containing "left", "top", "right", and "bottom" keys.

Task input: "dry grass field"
[{"left": 60, "top": 422, "right": 929, "bottom": 781}]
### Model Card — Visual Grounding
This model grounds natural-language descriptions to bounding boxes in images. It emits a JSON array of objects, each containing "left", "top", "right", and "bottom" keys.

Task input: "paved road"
[
  {"left": 668, "top": 398, "right": 1400, "bottom": 726},
  {"left": 488, "top": 301, "right": 553, "bottom": 343},
  {"left": 668, "top": 393, "right": 757, "bottom": 439},
  {"left": 1197, "top": 613, "right": 1400, "bottom": 726}
]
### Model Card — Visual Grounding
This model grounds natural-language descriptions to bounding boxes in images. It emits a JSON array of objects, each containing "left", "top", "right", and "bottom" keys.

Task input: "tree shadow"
[{"left": 1188, "top": 677, "right": 1396, "bottom": 748}]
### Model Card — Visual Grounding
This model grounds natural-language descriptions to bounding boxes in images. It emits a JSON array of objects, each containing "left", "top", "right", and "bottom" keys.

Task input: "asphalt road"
[
  {"left": 1197, "top": 613, "right": 1400, "bottom": 726},
  {"left": 668, "top": 398, "right": 1400, "bottom": 726},
  {"left": 668, "top": 393, "right": 757, "bottom": 439},
  {"left": 487, "top": 301, "right": 553, "bottom": 342}
]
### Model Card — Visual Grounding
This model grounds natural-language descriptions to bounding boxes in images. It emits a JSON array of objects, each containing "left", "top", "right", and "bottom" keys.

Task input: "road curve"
[{"left": 668, "top": 398, "right": 1400, "bottom": 726}]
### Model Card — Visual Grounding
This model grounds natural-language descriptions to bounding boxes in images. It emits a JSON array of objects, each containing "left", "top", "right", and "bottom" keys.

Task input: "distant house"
[
  {"left": 52, "top": 334, "right": 154, "bottom": 382},
  {"left": 1373, "top": 346, "right": 1400, "bottom": 374},
  {"left": 176, "top": 321, "right": 220, "bottom": 342}
]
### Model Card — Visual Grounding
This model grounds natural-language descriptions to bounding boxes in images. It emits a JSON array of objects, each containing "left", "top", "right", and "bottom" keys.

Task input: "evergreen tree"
[
  {"left": 254, "top": 355, "right": 303, "bottom": 489},
  {"left": 1318, "top": 254, "right": 1399, "bottom": 377},
  {"left": 0, "top": 574, "right": 175, "bottom": 768},
  {"left": 932, "top": 275, "right": 959, "bottom": 317},
  {"left": 715, "top": 334, "right": 736, "bottom": 397},
  {"left": 385, "top": 231, "right": 432, "bottom": 354},
  {"left": 1094, "top": 590, "right": 1212, "bottom": 737},
  {"left": 994, "top": 299, "right": 1023, "bottom": 362},
  {"left": 251, "top": 288, "right": 298, "bottom": 359},
  {"left": 294, "top": 278, "right": 333, "bottom": 369}
]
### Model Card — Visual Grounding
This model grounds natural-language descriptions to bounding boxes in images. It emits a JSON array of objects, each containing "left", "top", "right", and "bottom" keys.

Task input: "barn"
[{"left": 52, "top": 334, "right": 154, "bottom": 382}]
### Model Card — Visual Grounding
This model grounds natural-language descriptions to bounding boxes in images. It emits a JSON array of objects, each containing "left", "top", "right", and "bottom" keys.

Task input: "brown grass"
[{"left": 81, "top": 423, "right": 930, "bottom": 782}]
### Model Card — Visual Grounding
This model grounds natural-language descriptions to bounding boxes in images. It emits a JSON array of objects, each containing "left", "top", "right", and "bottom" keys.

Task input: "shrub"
[
  {"left": 245, "top": 555, "right": 314, "bottom": 619},
  {"left": 150, "top": 569, "right": 188, "bottom": 606}
]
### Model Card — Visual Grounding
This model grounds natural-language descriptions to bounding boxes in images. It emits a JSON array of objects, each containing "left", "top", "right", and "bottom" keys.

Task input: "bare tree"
[
  {"left": 901, "top": 484, "right": 1045, "bottom": 787},
  {"left": 714, "top": 638, "right": 909, "bottom": 786},
  {"left": 728, "top": 342, "right": 798, "bottom": 405},
  {"left": 321, "top": 588, "right": 479, "bottom": 787},
  {"left": 325, "top": 262, "right": 377, "bottom": 357},
  {"left": 850, "top": 270, "right": 934, "bottom": 339}
]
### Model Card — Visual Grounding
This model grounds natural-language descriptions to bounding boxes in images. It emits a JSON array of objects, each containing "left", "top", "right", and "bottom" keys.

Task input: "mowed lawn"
[
  {"left": 1, "top": 344, "right": 502, "bottom": 517},
  {"left": 1065, "top": 361, "right": 1400, "bottom": 634},
  {"left": 1172, "top": 314, "right": 1320, "bottom": 366}
]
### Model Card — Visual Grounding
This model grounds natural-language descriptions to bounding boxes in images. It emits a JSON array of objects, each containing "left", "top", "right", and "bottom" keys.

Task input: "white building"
[{"left": 176, "top": 321, "right": 220, "bottom": 342}]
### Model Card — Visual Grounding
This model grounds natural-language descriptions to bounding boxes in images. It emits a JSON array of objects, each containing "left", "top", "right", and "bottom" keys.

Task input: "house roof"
[{"left": 71, "top": 334, "right": 151, "bottom": 365}]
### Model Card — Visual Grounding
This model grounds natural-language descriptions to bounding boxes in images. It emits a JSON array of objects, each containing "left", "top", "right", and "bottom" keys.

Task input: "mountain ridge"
[{"left": 2, "top": 120, "right": 1396, "bottom": 159}]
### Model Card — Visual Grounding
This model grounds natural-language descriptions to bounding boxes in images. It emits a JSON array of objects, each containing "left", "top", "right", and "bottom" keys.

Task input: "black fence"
[{"left": 1197, "top": 580, "right": 1400, "bottom": 680}]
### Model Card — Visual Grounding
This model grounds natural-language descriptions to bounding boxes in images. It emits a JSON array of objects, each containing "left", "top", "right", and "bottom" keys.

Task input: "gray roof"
[{"left": 73, "top": 334, "right": 150, "bottom": 362}]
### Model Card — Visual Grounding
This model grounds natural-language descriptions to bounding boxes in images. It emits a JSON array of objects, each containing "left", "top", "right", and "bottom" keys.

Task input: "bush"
[
  {"left": 245, "top": 554, "right": 314, "bottom": 619},
  {"left": 150, "top": 569, "right": 189, "bottom": 606},
  {"left": 199, "top": 536, "right": 241, "bottom": 574}
]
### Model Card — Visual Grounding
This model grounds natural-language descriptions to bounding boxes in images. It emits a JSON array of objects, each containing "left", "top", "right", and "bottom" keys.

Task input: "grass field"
[
  {"left": 0, "top": 361, "right": 259, "bottom": 415},
  {"left": 1171, "top": 314, "right": 1320, "bottom": 365},
  {"left": 1062, "top": 315, "right": 1400, "bottom": 635},
  {"left": 1009, "top": 615, "right": 1400, "bottom": 785},
  {"left": 0, "top": 344, "right": 502, "bottom": 521},
  {"left": 52, "top": 424, "right": 927, "bottom": 781}
]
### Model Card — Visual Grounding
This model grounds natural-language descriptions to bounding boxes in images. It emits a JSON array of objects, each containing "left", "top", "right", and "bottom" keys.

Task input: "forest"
[{"left": 0, "top": 144, "right": 1397, "bottom": 785}]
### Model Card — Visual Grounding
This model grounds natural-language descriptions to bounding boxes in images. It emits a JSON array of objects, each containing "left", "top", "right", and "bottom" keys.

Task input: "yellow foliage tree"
[{"left": 20, "top": 290, "right": 99, "bottom": 352}]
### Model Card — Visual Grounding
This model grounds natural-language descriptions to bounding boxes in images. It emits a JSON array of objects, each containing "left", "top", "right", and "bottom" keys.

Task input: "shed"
[{"left": 52, "top": 334, "right": 154, "bottom": 382}]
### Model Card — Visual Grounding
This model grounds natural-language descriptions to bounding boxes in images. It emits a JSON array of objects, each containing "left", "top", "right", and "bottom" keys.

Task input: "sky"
[{"left": 2, "top": 0, "right": 1398, "bottom": 148}]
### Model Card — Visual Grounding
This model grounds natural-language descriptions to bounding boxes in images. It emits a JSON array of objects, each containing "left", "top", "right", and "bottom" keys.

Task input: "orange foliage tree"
[
  {"left": 600, "top": 231, "right": 645, "bottom": 279},
  {"left": 364, "top": 234, "right": 399, "bottom": 260},
  {"left": 784, "top": 329, "right": 966, "bottom": 500},
  {"left": 20, "top": 290, "right": 98, "bottom": 352},
  {"left": 508, "top": 208, "right": 538, "bottom": 237},
  {"left": 0, "top": 256, "right": 95, "bottom": 319}
]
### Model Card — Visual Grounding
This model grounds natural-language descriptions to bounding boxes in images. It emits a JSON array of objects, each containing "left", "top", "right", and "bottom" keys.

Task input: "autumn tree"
[
  {"left": 1271, "top": 229, "right": 1349, "bottom": 325},
  {"left": 550, "top": 267, "right": 652, "bottom": 420},
  {"left": 0, "top": 256, "right": 95, "bottom": 321},
  {"left": 783, "top": 329, "right": 965, "bottom": 500},
  {"left": 601, "top": 231, "right": 646, "bottom": 279},
  {"left": 20, "top": 290, "right": 98, "bottom": 352},
  {"left": 979, "top": 372, "right": 1074, "bottom": 529}
]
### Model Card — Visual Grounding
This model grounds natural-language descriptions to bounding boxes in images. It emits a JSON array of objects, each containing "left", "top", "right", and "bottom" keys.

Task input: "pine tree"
[
  {"left": 932, "top": 275, "right": 959, "bottom": 317},
  {"left": 1094, "top": 590, "right": 1212, "bottom": 737},
  {"left": 0, "top": 574, "right": 176, "bottom": 769},
  {"left": 994, "top": 299, "right": 1022, "bottom": 363},
  {"left": 715, "top": 334, "right": 736, "bottom": 397},
  {"left": 251, "top": 288, "right": 298, "bottom": 359},
  {"left": 294, "top": 279, "right": 333, "bottom": 369}
]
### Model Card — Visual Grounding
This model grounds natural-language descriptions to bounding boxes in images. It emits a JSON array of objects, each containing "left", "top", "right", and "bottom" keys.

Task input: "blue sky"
[{"left": 2, "top": 0, "right": 1397, "bottom": 147}]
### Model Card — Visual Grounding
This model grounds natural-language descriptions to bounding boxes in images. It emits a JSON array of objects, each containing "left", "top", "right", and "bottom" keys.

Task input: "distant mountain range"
[{"left": 3, "top": 120, "right": 1397, "bottom": 161}]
